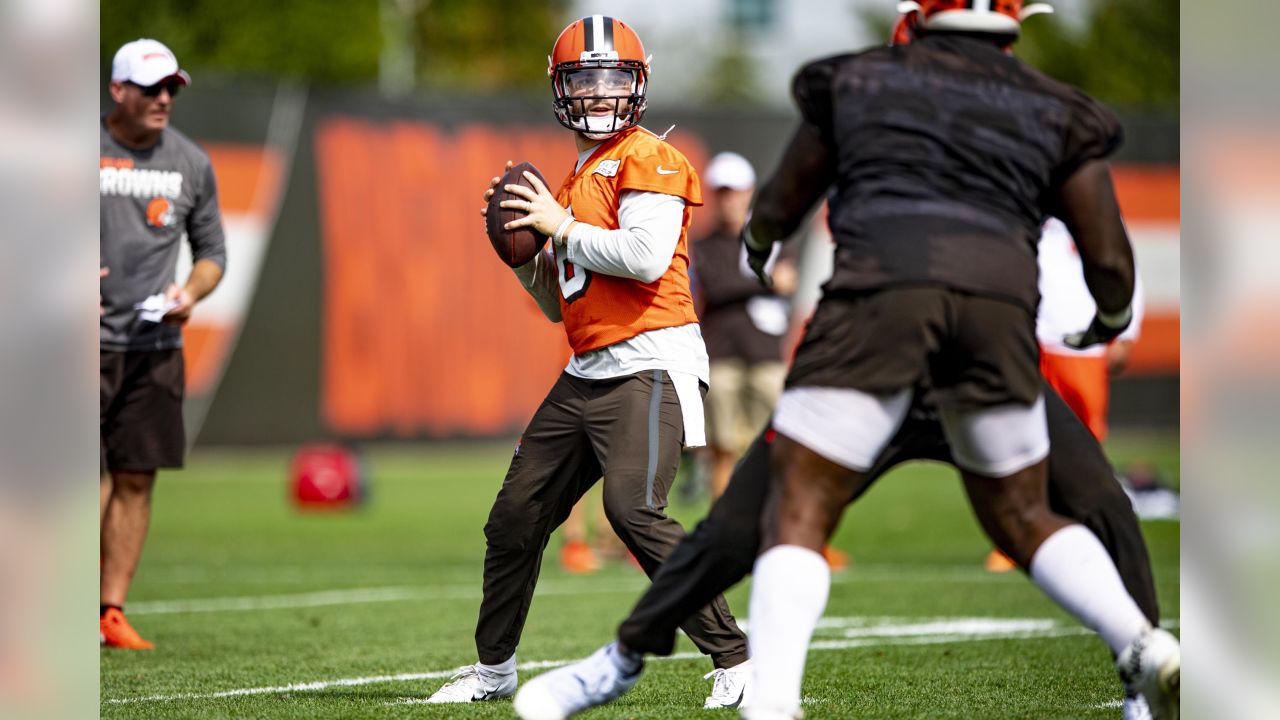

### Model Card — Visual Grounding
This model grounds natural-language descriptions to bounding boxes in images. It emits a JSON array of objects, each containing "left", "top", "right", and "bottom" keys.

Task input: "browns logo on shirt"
[
  {"left": 146, "top": 197, "right": 173, "bottom": 228},
  {"left": 553, "top": 126, "right": 703, "bottom": 354}
]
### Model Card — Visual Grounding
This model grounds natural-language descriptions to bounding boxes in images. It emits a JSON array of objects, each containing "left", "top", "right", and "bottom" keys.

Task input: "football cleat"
[
  {"left": 513, "top": 643, "right": 642, "bottom": 720},
  {"left": 1123, "top": 691, "right": 1153, "bottom": 720},
  {"left": 100, "top": 608, "right": 154, "bottom": 650},
  {"left": 1116, "top": 628, "right": 1180, "bottom": 720},
  {"left": 426, "top": 663, "right": 517, "bottom": 703},
  {"left": 704, "top": 659, "right": 753, "bottom": 709}
]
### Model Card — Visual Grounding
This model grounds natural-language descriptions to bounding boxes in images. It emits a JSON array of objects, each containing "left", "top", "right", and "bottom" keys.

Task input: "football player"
[
  {"left": 426, "top": 15, "right": 751, "bottom": 711},
  {"left": 517, "top": 3, "right": 1179, "bottom": 720},
  {"left": 517, "top": 384, "right": 1162, "bottom": 720},
  {"left": 739, "top": 2, "right": 1178, "bottom": 718}
]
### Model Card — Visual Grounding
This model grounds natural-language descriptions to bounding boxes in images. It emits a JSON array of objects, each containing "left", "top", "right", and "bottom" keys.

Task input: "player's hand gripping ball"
[{"left": 485, "top": 162, "right": 550, "bottom": 267}]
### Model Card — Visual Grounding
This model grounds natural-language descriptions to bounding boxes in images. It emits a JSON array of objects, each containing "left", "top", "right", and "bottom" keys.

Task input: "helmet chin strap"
[{"left": 573, "top": 111, "right": 629, "bottom": 140}]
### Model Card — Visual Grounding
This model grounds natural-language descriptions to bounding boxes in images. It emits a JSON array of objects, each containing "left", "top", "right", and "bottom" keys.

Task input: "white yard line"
[
  {"left": 128, "top": 580, "right": 649, "bottom": 615},
  {"left": 104, "top": 616, "right": 1115, "bottom": 706},
  {"left": 125, "top": 563, "right": 1071, "bottom": 616}
]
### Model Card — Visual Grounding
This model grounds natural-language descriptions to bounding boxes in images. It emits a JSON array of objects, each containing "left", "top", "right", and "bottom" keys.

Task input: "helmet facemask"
[{"left": 552, "top": 61, "right": 648, "bottom": 140}]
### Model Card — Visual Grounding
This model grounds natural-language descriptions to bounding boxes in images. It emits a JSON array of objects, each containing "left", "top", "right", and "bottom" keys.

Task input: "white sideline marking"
[
  {"left": 104, "top": 616, "right": 1106, "bottom": 705},
  {"left": 124, "top": 564, "right": 1055, "bottom": 616},
  {"left": 128, "top": 580, "right": 648, "bottom": 615}
]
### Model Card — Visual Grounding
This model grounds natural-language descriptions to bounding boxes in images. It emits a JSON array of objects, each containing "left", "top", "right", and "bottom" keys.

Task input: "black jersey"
[{"left": 793, "top": 34, "right": 1121, "bottom": 310}]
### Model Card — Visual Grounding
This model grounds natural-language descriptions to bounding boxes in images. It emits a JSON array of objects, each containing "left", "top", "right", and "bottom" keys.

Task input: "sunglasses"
[{"left": 127, "top": 80, "right": 183, "bottom": 98}]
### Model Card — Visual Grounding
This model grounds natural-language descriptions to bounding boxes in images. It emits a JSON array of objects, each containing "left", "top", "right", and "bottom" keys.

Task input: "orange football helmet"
[
  {"left": 548, "top": 15, "right": 651, "bottom": 138},
  {"left": 895, "top": 0, "right": 1053, "bottom": 37},
  {"left": 890, "top": 12, "right": 920, "bottom": 46}
]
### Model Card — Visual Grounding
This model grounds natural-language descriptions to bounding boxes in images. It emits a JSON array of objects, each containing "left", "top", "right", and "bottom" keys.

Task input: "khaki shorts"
[{"left": 705, "top": 359, "right": 786, "bottom": 454}]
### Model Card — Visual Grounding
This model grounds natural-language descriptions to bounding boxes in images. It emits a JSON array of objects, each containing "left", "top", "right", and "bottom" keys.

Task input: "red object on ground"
[{"left": 290, "top": 444, "right": 364, "bottom": 508}]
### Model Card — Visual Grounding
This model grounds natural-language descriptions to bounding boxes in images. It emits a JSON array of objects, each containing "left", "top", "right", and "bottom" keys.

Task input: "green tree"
[
  {"left": 102, "top": 0, "right": 383, "bottom": 85},
  {"left": 1018, "top": 0, "right": 1179, "bottom": 108},
  {"left": 413, "top": 0, "right": 568, "bottom": 92},
  {"left": 856, "top": 0, "right": 1178, "bottom": 110},
  {"left": 101, "top": 0, "right": 567, "bottom": 90}
]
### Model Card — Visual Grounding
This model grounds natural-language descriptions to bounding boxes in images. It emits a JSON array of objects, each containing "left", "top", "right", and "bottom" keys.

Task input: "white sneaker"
[
  {"left": 704, "top": 660, "right": 753, "bottom": 709},
  {"left": 1123, "top": 692, "right": 1153, "bottom": 720},
  {"left": 426, "top": 663, "right": 517, "bottom": 703},
  {"left": 513, "top": 643, "right": 642, "bottom": 720},
  {"left": 1116, "top": 628, "right": 1180, "bottom": 720}
]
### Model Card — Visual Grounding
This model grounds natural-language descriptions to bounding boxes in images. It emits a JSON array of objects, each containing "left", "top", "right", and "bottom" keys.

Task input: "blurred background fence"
[{"left": 100, "top": 0, "right": 1179, "bottom": 446}]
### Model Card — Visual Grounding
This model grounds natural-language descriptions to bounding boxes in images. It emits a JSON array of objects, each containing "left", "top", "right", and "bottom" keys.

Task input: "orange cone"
[
  {"left": 984, "top": 548, "right": 1018, "bottom": 573},
  {"left": 560, "top": 539, "right": 602, "bottom": 574}
]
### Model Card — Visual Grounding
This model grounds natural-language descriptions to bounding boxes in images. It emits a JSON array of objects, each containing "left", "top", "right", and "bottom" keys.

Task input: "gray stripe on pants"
[{"left": 646, "top": 369, "right": 664, "bottom": 509}]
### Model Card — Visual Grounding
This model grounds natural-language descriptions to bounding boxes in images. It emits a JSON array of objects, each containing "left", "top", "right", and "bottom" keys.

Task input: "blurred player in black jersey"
[
  {"left": 736, "top": 3, "right": 1179, "bottom": 718},
  {"left": 515, "top": 6, "right": 1177, "bottom": 720}
]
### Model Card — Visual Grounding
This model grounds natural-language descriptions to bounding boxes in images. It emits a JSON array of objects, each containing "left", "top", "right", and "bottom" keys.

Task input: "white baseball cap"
[
  {"left": 111, "top": 39, "right": 191, "bottom": 88},
  {"left": 704, "top": 152, "right": 756, "bottom": 191}
]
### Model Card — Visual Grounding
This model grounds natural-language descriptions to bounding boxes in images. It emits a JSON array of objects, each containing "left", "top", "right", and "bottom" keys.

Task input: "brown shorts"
[
  {"left": 786, "top": 286, "right": 1040, "bottom": 408},
  {"left": 101, "top": 349, "right": 186, "bottom": 473}
]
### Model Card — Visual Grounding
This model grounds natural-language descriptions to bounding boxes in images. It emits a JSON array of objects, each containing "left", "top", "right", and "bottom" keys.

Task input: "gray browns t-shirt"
[{"left": 100, "top": 116, "right": 227, "bottom": 351}]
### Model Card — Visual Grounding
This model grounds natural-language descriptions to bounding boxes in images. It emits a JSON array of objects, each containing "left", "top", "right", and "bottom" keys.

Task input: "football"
[{"left": 485, "top": 162, "right": 550, "bottom": 267}]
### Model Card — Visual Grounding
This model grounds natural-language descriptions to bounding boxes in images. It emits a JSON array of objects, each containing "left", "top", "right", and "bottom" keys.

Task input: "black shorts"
[
  {"left": 101, "top": 349, "right": 186, "bottom": 473},
  {"left": 786, "top": 286, "right": 1040, "bottom": 408}
]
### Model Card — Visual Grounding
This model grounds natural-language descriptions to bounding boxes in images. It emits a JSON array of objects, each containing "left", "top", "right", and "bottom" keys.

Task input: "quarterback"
[{"left": 426, "top": 15, "right": 752, "bottom": 712}]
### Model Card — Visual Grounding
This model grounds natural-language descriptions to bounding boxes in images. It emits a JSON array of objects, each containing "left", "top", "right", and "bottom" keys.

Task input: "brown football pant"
[{"left": 474, "top": 370, "right": 748, "bottom": 669}]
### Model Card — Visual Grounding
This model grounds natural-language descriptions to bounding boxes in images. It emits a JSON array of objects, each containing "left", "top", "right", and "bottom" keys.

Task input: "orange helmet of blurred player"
[
  {"left": 548, "top": 15, "right": 651, "bottom": 139},
  {"left": 890, "top": 12, "right": 920, "bottom": 45},
  {"left": 895, "top": 0, "right": 1053, "bottom": 38}
]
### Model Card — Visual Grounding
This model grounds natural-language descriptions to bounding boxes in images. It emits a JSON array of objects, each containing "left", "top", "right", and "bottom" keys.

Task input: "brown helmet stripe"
[{"left": 602, "top": 16, "right": 614, "bottom": 50}]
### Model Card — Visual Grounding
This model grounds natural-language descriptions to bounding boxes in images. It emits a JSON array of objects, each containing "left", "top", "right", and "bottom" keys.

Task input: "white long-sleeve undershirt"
[
  {"left": 564, "top": 190, "right": 686, "bottom": 284},
  {"left": 511, "top": 250, "right": 561, "bottom": 322}
]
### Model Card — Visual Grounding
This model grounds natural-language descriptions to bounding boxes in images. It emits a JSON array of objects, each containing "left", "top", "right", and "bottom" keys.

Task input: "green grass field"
[{"left": 101, "top": 432, "right": 1179, "bottom": 719}]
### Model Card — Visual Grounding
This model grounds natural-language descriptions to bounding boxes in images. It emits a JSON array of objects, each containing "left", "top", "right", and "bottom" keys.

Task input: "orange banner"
[
  {"left": 183, "top": 144, "right": 285, "bottom": 396},
  {"left": 1112, "top": 165, "right": 1179, "bottom": 374},
  {"left": 315, "top": 119, "right": 709, "bottom": 436}
]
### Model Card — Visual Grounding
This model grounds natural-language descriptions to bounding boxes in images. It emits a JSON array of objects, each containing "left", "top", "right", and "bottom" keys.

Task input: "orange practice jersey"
[
  {"left": 553, "top": 126, "right": 703, "bottom": 354},
  {"left": 1039, "top": 349, "right": 1110, "bottom": 441}
]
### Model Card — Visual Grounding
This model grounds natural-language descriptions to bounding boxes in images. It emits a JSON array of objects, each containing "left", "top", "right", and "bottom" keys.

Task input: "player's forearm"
[
  {"left": 566, "top": 224, "right": 676, "bottom": 283},
  {"left": 1081, "top": 261, "right": 1135, "bottom": 317},
  {"left": 565, "top": 191, "right": 683, "bottom": 283},
  {"left": 749, "top": 121, "right": 835, "bottom": 245},
  {"left": 183, "top": 259, "right": 224, "bottom": 303},
  {"left": 512, "top": 250, "right": 562, "bottom": 322},
  {"left": 1055, "top": 160, "right": 1135, "bottom": 316}
]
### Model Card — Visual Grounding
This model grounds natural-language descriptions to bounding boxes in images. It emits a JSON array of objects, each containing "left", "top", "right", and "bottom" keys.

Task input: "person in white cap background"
[
  {"left": 100, "top": 38, "right": 225, "bottom": 649},
  {"left": 689, "top": 152, "right": 797, "bottom": 501}
]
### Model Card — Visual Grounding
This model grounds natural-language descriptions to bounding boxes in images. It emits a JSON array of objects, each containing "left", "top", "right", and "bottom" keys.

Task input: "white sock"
[
  {"left": 480, "top": 654, "right": 515, "bottom": 675},
  {"left": 1029, "top": 524, "right": 1151, "bottom": 654},
  {"left": 748, "top": 545, "right": 830, "bottom": 717}
]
